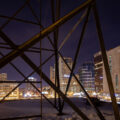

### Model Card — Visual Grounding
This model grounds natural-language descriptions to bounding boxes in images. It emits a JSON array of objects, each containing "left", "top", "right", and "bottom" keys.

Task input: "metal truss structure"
[{"left": 0, "top": 0, "right": 120, "bottom": 120}]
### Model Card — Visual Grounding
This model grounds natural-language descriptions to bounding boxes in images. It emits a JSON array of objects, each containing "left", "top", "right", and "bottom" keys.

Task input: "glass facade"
[{"left": 78, "top": 62, "right": 95, "bottom": 91}]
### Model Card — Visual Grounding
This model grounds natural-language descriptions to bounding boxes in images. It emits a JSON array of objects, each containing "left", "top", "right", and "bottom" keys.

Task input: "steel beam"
[
  {"left": 0, "top": 14, "right": 40, "bottom": 26},
  {"left": 92, "top": 2, "right": 120, "bottom": 120},
  {"left": 0, "top": 0, "right": 30, "bottom": 29},
  {"left": 53, "top": 0, "right": 62, "bottom": 114},
  {"left": 0, "top": 45, "right": 54, "bottom": 52},
  {"left": 61, "top": 6, "right": 91, "bottom": 111},
  {"left": 58, "top": 9, "right": 87, "bottom": 51},
  {"left": 0, "top": 0, "right": 93, "bottom": 68},
  {"left": 58, "top": 52, "right": 105, "bottom": 120},
  {"left": 0, "top": 26, "right": 90, "bottom": 120}
]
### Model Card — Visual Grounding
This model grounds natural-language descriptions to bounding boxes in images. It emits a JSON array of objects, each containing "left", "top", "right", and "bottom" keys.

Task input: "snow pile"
[{"left": 0, "top": 98, "right": 118, "bottom": 120}]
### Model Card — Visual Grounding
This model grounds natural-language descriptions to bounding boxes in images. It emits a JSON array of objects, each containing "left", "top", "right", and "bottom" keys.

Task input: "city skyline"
[
  {"left": 0, "top": 0, "right": 120, "bottom": 119},
  {"left": 0, "top": 0, "right": 120, "bottom": 84}
]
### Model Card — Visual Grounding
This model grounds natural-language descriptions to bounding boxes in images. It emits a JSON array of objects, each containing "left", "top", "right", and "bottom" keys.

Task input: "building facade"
[
  {"left": 78, "top": 62, "right": 95, "bottom": 92},
  {"left": 94, "top": 52, "right": 103, "bottom": 93},
  {"left": 26, "top": 77, "right": 37, "bottom": 92},
  {"left": 0, "top": 73, "right": 7, "bottom": 81},
  {"left": 0, "top": 73, "right": 19, "bottom": 100},
  {"left": 50, "top": 57, "right": 80, "bottom": 94},
  {"left": 94, "top": 46, "right": 120, "bottom": 94},
  {"left": 103, "top": 46, "right": 120, "bottom": 93}
]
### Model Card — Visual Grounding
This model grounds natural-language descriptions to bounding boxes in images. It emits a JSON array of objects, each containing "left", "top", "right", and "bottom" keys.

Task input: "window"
[
  {"left": 109, "top": 56, "right": 112, "bottom": 72},
  {"left": 115, "top": 74, "right": 119, "bottom": 90}
]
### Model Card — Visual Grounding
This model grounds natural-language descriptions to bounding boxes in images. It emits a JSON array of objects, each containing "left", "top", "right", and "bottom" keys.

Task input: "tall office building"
[
  {"left": 103, "top": 46, "right": 120, "bottom": 93},
  {"left": 94, "top": 52, "right": 103, "bottom": 92},
  {"left": 59, "top": 57, "right": 72, "bottom": 90},
  {"left": 78, "top": 62, "right": 95, "bottom": 92},
  {"left": 50, "top": 56, "right": 80, "bottom": 94},
  {"left": 94, "top": 45, "right": 120, "bottom": 94}
]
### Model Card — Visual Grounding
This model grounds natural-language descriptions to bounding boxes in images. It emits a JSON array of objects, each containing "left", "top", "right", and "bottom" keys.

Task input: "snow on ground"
[{"left": 0, "top": 98, "right": 119, "bottom": 120}]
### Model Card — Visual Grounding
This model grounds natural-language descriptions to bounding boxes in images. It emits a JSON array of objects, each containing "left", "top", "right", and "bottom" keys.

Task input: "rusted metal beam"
[
  {"left": 0, "top": 0, "right": 93, "bottom": 68},
  {"left": 92, "top": 2, "right": 120, "bottom": 120},
  {"left": 0, "top": 39, "right": 90, "bottom": 119},
  {"left": 0, "top": 52, "right": 58, "bottom": 112},
  {"left": 61, "top": 6, "right": 91, "bottom": 111},
  {"left": 58, "top": 9, "right": 87, "bottom": 51},
  {"left": 0, "top": 43, "right": 54, "bottom": 52},
  {"left": 0, "top": 45, "right": 54, "bottom": 52},
  {"left": 58, "top": 52, "right": 105, "bottom": 120},
  {"left": 0, "top": 52, "right": 54, "bottom": 102},
  {"left": 0, "top": 27, "right": 90, "bottom": 120}
]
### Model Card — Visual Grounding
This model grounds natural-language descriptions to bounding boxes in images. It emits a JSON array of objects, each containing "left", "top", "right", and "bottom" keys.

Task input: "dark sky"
[{"left": 0, "top": 0, "right": 120, "bottom": 86}]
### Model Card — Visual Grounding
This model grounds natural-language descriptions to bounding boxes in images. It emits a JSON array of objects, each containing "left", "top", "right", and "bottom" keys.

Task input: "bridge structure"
[{"left": 0, "top": 0, "right": 120, "bottom": 120}]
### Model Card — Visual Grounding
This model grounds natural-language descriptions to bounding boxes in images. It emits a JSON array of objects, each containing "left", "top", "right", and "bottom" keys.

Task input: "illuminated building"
[
  {"left": 78, "top": 62, "right": 95, "bottom": 92},
  {"left": 26, "top": 77, "right": 37, "bottom": 92},
  {"left": 94, "top": 52, "right": 103, "bottom": 92},
  {"left": 0, "top": 73, "right": 19, "bottom": 100},
  {"left": 50, "top": 57, "right": 80, "bottom": 94},
  {"left": 59, "top": 57, "right": 72, "bottom": 93},
  {"left": 0, "top": 73, "right": 7, "bottom": 81},
  {"left": 94, "top": 45, "right": 120, "bottom": 94},
  {"left": 103, "top": 46, "right": 120, "bottom": 93},
  {"left": 50, "top": 66, "right": 55, "bottom": 84}
]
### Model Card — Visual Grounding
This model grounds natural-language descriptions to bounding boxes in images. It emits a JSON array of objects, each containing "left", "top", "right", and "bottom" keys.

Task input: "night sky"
[{"left": 0, "top": 0, "right": 120, "bottom": 86}]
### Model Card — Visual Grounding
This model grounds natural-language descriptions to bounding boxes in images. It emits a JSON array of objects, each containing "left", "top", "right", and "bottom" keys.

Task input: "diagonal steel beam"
[
  {"left": 0, "top": 0, "right": 93, "bottom": 68},
  {"left": 58, "top": 9, "right": 88, "bottom": 51},
  {"left": 61, "top": 6, "right": 91, "bottom": 110},
  {"left": 58, "top": 52, "right": 105, "bottom": 120},
  {"left": 92, "top": 2, "right": 120, "bottom": 120},
  {"left": 0, "top": 45, "right": 54, "bottom": 52},
  {"left": 0, "top": 14, "right": 40, "bottom": 26},
  {"left": 27, "top": 1, "right": 40, "bottom": 23},
  {"left": 65, "top": 6, "right": 91, "bottom": 96},
  {"left": 0, "top": 0, "right": 30, "bottom": 29},
  {"left": 0, "top": 52, "right": 58, "bottom": 111},
  {"left": 0, "top": 21, "right": 90, "bottom": 120},
  {"left": 0, "top": 52, "right": 54, "bottom": 102}
]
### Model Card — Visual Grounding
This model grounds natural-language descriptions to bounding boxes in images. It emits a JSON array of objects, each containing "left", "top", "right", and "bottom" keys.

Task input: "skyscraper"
[
  {"left": 59, "top": 57, "right": 72, "bottom": 92},
  {"left": 103, "top": 46, "right": 120, "bottom": 93},
  {"left": 78, "top": 62, "right": 95, "bottom": 92},
  {"left": 50, "top": 56, "right": 80, "bottom": 94},
  {"left": 94, "top": 45, "right": 120, "bottom": 94},
  {"left": 94, "top": 52, "right": 103, "bottom": 93}
]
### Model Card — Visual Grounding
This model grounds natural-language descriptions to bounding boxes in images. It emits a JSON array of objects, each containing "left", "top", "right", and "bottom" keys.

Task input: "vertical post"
[
  {"left": 54, "top": 0, "right": 62, "bottom": 114},
  {"left": 39, "top": 0, "right": 42, "bottom": 119},
  {"left": 51, "top": 0, "right": 57, "bottom": 107},
  {"left": 92, "top": 2, "right": 120, "bottom": 120}
]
